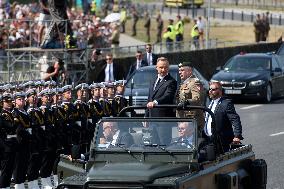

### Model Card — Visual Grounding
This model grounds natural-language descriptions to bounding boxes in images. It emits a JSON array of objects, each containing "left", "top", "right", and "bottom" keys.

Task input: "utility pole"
[{"left": 206, "top": 0, "right": 212, "bottom": 48}]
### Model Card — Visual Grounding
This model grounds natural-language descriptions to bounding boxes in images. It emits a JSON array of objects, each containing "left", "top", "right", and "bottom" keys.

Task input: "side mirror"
[
  {"left": 216, "top": 66, "right": 222, "bottom": 71},
  {"left": 274, "top": 67, "right": 282, "bottom": 72}
]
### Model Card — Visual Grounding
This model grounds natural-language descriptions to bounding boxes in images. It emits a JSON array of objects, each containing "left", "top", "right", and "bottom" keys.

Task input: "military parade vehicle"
[{"left": 57, "top": 105, "right": 267, "bottom": 189}]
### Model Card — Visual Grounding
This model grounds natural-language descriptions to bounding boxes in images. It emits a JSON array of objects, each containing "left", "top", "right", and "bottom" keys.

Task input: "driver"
[
  {"left": 100, "top": 122, "right": 134, "bottom": 147},
  {"left": 171, "top": 122, "right": 194, "bottom": 147}
]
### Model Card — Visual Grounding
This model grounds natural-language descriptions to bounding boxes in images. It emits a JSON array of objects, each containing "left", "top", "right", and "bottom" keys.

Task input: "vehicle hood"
[
  {"left": 124, "top": 88, "right": 149, "bottom": 96},
  {"left": 212, "top": 70, "right": 269, "bottom": 81},
  {"left": 87, "top": 162, "right": 189, "bottom": 183}
]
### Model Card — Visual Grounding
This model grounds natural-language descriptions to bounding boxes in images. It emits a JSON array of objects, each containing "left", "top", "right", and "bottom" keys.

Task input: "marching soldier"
[
  {"left": 99, "top": 83, "right": 112, "bottom": 117},
  {"left": 12, "top": 91, "right": 31, "bottom": 189},
  {"left": 51, "top": 88, "right": 66, "bottom": 188},
  {"left": 114, "top": 80, "right": 128, "bottom": 116},
  {"left": 26, "top": 89, "right": 45, "bottom": 189},
  {"left": 74, "top": 83, "right": 90, "bottom": 154},
  {"left": 39, "top": 89, "right": 57, "bottom": 189},
  {"left": 176, "top": 62, "right": 205, "bottom": 135},
  {"left": 0, "top": 93, "right": 16, "bottom": 189},
  {"left": 88, "top": 83, "right": 104, "bottom": 123},
  {"left": 61, "top": 85, "right": 80, "bottom": 159},
  {"left": 106, "top": 82, "right": 118, "bottom": 116}
]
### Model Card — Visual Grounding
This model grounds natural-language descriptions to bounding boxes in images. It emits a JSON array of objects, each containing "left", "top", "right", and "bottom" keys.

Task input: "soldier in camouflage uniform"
[{"left": 176, "top": 62, "right": 205, "bottom": 136}]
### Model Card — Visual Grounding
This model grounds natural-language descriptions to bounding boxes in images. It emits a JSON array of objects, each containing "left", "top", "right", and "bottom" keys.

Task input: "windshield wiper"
[
  {"left": 116, "top": 143, "right": 132, "bottom": 154},
  {"left": 144, "top": 144, "right": 173, "bottom": 156}
]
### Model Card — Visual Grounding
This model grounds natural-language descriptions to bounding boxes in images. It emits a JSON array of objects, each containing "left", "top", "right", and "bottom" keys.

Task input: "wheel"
[{"left": 263, "top": 84, "right": 272, "bottom": 103}]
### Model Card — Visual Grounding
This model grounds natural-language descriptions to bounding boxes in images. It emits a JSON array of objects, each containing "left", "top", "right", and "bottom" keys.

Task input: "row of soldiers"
[{"left": 0, "top": 80, "right": 128, "bottom": 189}]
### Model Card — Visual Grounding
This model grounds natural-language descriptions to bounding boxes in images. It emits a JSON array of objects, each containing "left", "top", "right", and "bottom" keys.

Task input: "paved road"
[
  {"left": 235, "top": 98, "right": 284, "bottom": 189},
  {"left": 137, "top": 2, "right": 284, "bottom": 25}
]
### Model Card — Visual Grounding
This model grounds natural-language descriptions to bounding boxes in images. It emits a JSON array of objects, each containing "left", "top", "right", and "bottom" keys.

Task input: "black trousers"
[
  {"left": 0, "top": 151, "right": 16, "bottom": 187},
  {"left": 40, "top": 150, "right": 57, "bottom": 178},
  {"left": 13, "top": 143, "right": 30, "bottom": 184},
  {"left": 27, "top": 153, "right": 42, "bottom": 181}
]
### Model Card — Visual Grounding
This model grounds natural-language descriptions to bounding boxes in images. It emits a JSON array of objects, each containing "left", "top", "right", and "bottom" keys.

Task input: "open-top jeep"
[{"left": 57, "top": 105, "right": 267, "bottom": 189}]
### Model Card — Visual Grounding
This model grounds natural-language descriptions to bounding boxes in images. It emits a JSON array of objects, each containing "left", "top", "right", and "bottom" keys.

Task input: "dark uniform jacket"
[{"left": 145, "top": 74, "right": 177, "bottom": 117}]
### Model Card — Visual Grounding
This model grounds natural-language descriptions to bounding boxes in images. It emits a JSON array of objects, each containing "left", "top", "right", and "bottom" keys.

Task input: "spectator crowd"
[{"left": 0, "top": 1, "right": 123, "bottom": 53}]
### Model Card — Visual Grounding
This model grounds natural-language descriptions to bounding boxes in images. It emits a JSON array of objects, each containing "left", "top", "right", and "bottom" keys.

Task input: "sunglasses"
[
  {"left": 177, "top": 127, "right": 187, "bottom": 131},
  {"left": 106, "top": 58, "right": 112, "bottom": 60},
  {"left": 209, "top": 88, "right": 219, "bottom": 91}
]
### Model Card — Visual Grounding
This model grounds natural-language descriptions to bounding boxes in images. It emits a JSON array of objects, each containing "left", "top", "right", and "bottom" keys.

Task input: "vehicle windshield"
[
  {"left": 95, "top": 118, "right": 197, "bottom": 152},
  {"left": 224, "top": 56, "right": 271, "bottom": 71},
  {"left": 126, "top": 68, "right": 179, "bottom": 89},
  {"left": 126, "top": 67, "right": 208, "bottom": 90}
]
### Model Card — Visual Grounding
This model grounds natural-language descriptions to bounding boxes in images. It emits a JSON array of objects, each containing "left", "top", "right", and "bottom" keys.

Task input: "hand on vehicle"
[
  {"left": 232, "top": 137, "right": 241, "bottom": 144},
  {"left": 147, "top": 102, "right": 155, "bottom": 108}
]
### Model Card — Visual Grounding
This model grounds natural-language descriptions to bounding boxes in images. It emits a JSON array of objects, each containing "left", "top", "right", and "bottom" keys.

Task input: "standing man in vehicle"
[
  {"left": 204, "top": 81, "right": 243, "bottom": 152},
  {"left": 176, "top": 62, "right": 205, "bottom": 136},
  {"left": 145, "top": 57, "right": 177, "bottom": 145}
]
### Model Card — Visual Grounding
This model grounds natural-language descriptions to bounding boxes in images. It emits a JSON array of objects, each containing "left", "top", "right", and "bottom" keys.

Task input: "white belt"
[
  {"left": 76, "top": 121, "right": 82, "bottom": 127},
  {"left": 26, "top": 128, "right": 32, "bottom": 134},
  {"left": 88, "top": 119, "right": 93, "bottom": 124},
  {"left": 7, "top": 134, "right": 17, "bottom": 139}
]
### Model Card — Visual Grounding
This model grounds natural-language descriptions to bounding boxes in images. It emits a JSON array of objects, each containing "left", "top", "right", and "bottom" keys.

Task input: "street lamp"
[{"left": 206, "top": 0, "right": 212, "bottom": 49}]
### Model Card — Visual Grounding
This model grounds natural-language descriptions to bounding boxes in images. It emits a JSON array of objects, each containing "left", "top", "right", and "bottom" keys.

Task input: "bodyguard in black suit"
[
  {"left": 204, "top": 81, "right": 243, "bottom": 152},
  {"left": 126, "top": 51, "right": 148, "bottom": 79},
  {"left": 143, "top": 44, "right": 158, "bottom": 66},
  {"left": 145, "top": 57, "right": 177, "bottom": 145},
  {"left": 96, "top": 53, "right": 123, "bottom": 82}
]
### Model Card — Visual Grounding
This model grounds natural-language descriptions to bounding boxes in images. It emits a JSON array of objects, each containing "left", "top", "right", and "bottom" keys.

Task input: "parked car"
[
  {"left": 211, "top": 53, "right": 284, "bottom": 102},
  {"left": 124, "top": 65, "right": 209, "bottom": 107}
]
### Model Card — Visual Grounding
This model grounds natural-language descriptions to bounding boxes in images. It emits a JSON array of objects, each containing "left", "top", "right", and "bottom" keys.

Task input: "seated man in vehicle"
[
  {"left": 169, "top": 122, "right": 195, "bottom": 148},
  {"left": 100, "top": 122, "right": 134, "bottom": 147}
]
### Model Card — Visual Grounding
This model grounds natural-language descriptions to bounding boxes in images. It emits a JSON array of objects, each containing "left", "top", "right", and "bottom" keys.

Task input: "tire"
[{"left": 263, "top": 84, "right": 272, "bottom": 103}]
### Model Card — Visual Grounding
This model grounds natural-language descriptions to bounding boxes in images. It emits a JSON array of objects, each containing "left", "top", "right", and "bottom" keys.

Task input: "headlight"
[{"left": 249, "top": 80, "right": 265, "bottom": 86}]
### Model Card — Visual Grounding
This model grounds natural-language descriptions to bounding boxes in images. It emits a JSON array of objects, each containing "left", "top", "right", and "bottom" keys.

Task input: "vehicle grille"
[{"left": 222, "top": 82, "right": 246, "bottom": 89}]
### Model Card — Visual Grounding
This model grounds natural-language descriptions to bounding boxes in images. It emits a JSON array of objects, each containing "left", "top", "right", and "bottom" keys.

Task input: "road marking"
[
  {"left": 270, "top": 132, "right": 284, "bottom": 137},
  {"left": 240, "top": 105, "right": 262, "bottom": 110}
]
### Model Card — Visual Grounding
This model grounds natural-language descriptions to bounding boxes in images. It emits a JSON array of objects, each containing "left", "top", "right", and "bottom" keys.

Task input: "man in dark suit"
[
  {"left": 143, "top": 44, "right": 158, "bottom": 66},
  {"left": 204, "top": 81, "right": 243, "bottom": 152},
  {"left": 96, "top": 53, "right": 123, "bottom": 82},
  {"left": 145, "top": 57, "right": 177, "bottom": 145},
  {"left": 101, "top": 122, "right": 134, "bottom": 148},
  {"left": 126, "top": 51, "right": 148, "bottom": 79},
  {"left": 170, "top": 122, "right": 195, "bottom": 149}
]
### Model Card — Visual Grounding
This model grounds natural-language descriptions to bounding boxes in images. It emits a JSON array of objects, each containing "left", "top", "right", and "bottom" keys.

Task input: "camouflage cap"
[{"left": 178, "top": 62, "right": 192, "bottom": 68}]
